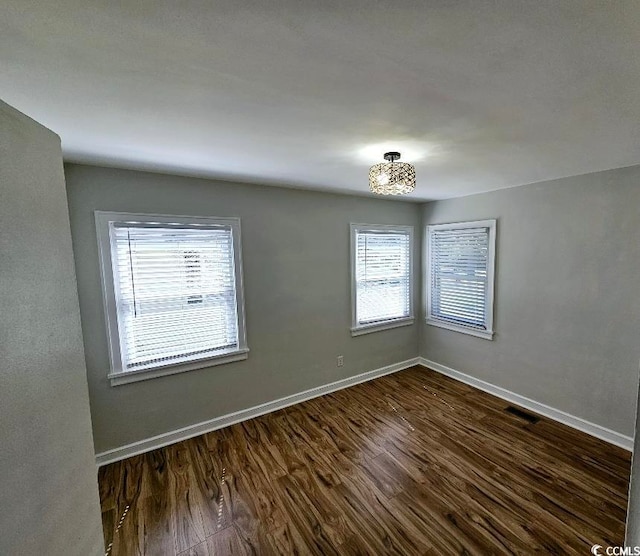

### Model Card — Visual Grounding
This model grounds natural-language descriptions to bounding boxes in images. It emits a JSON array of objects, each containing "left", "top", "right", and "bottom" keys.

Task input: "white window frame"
[
  {"left": 95, "top": 211, "right": 249, "bottom": 386},
  {"left": 426, "top": 219, "right": 496, "bottom": 340},
  {"left": 350, "top": 223, "right": 415, "bottom": 336}
]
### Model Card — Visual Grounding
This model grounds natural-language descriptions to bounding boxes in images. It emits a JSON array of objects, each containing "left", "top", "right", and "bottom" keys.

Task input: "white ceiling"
[{"left": 3, "top": 1, "right": 640, "bottom": 200}]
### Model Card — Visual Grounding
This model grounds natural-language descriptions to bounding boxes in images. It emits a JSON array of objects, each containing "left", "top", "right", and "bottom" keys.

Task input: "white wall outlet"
[{"left": 337, "top": 355, "right": 344, "bottom": 367}]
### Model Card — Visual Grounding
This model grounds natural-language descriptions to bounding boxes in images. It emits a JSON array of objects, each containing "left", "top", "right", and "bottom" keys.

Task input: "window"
[
  {"left": 95, "top": 212, "right": 248, "bottom": 386},
  {"left": 351, "top": 224, "right": 414, "bottom": 336},
  {"left": 427, "top": 220, "right": 496, "bottom": 340}
]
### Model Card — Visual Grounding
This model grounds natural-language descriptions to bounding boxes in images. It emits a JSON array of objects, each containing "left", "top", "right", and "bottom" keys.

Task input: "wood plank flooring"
[{"left": 98, "top": 366, "right": 631, "bottom": 555}]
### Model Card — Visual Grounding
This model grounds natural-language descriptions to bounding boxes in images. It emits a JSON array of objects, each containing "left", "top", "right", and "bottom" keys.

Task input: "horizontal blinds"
[
  {"left": 355, "top": 229, "right": 411, "bottom": 325},
  {"left": 111, "top": 225, "right": 239, "bottom": 371},
  {"left": 430, "top": 227, "right": 489, "bottom": 329}
]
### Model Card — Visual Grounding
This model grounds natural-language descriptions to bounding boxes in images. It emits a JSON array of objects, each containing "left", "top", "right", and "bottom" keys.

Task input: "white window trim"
[
  {"left": 425, "top": 219, "right": 496, "bottom": 341},
  {"left": 95, "top": 211, "right": 249, "bottom": 386},
  {"left": 350, "top": 223, "right": 415, "bottom": 336}
]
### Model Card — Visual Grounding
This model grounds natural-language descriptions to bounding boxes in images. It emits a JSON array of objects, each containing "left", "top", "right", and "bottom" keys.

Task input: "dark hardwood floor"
[{"left": 98, "top": 366, "right": 631, "bottom": 555}]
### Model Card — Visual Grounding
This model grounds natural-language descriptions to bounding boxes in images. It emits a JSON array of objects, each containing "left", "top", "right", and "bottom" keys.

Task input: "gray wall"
[
  {"left": 420, "top": 165, "right": 640, "bottom": 437},
  {"left": 0, "top": 103, "right": 103, "bottom": 554},
  {"left": 65, "top": 164, "right": 421, "bottom": 454}
]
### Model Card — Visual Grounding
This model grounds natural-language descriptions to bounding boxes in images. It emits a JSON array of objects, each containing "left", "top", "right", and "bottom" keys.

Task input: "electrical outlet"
[{"left": 337, "top": 355, "right": 344, "bottom": 367}]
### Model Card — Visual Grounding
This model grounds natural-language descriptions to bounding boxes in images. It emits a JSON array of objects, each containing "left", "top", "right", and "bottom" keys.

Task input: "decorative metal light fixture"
[{"left": 369, "top": 152, "right": 416, "bottom": 195}]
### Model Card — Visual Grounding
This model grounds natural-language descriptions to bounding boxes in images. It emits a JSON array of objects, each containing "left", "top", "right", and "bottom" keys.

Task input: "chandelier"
[{"left": 369, "top": 152, "right": 416, "bottom": 195}]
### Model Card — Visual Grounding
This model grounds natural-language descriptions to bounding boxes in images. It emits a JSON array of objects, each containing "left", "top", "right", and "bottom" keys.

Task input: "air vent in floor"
[{"left": 505, "top": 405, "right": 540, "bottom": 424}]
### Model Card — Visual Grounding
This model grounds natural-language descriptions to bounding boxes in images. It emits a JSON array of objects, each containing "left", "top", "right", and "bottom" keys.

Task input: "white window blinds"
[
  {"left": 428, "top": 222, "right": 495, "bottom": 333},
  {"left": 110, "top": 223, "right": 240, "bottom": 371},
  {"left": 353, "top": 227, "right": 412, "bottom": 328}
]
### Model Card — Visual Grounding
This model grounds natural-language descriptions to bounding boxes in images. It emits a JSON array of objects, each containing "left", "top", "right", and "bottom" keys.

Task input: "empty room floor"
[{"left": 98, "top": 367, "right": 631, "bottom": 555}]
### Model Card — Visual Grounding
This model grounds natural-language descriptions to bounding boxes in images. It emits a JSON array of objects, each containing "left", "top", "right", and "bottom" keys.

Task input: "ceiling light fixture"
[{"left": 369, "top": 152, "right": 416, "bottom": 195}]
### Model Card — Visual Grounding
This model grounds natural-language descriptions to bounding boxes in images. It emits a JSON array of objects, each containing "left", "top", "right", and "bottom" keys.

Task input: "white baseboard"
[
  {"left": 96, "top": 357, "right": 420, "bottom": 467},
  {"left": 419, "top": 357, "right": 634, "bottom": 451},
  {"left": 96, "top": 355, "right": 633, "bottom": 466}
]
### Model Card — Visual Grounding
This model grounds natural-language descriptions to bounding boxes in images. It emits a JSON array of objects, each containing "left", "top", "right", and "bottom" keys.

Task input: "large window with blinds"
[
  {"left": 427, "top": 220, "right": 496, "bottom": 340},
  {"left": 350, "top": 224, "right": 414, "bottom": 336},
  {"left": 96, "top": 212, "right": 248, "bottom": 386}
]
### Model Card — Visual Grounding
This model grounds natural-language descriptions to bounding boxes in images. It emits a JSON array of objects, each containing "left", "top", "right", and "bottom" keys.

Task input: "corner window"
[
  {"left": 427, "top": 220, "right": 496, "bottom": 340},
  {"left": 351, "top": 224, "right": 414, "bottom": 336},
  {"left": 95, "top": 212, "right": 248, "bottom": 386}
]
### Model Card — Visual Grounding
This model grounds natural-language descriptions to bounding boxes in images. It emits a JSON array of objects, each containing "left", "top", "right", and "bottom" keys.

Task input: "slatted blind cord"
[{"left": 126, "top": 229, "right": 138, "bottom": 318}]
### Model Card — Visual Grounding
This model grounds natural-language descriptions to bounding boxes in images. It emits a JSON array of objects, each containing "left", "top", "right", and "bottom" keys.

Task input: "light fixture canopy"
[{"left": 369, "top": 152, "right": 416, "bottom": 195}]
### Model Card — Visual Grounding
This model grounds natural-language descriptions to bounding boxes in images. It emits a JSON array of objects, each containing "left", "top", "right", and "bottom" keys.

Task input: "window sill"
[
  {"left": 351, "top": 317, "right": 415, "bottom": 337},
  {"left": 108, "top": 348, "right": 249, "bottom": 386},
  {"left": 426, "top": 318, "right": 494, "bottom": 340}
]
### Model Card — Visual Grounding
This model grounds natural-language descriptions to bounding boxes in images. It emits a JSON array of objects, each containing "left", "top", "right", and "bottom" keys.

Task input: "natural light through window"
[
  {"left": 427, "top": 220, "right": 496, "bottom": 340},
  {"left": 96, "top": 212, "right": 248, "bottom": 385},
  {"left": 351, "top": 224, "right": 414, "bottom": 336}
]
